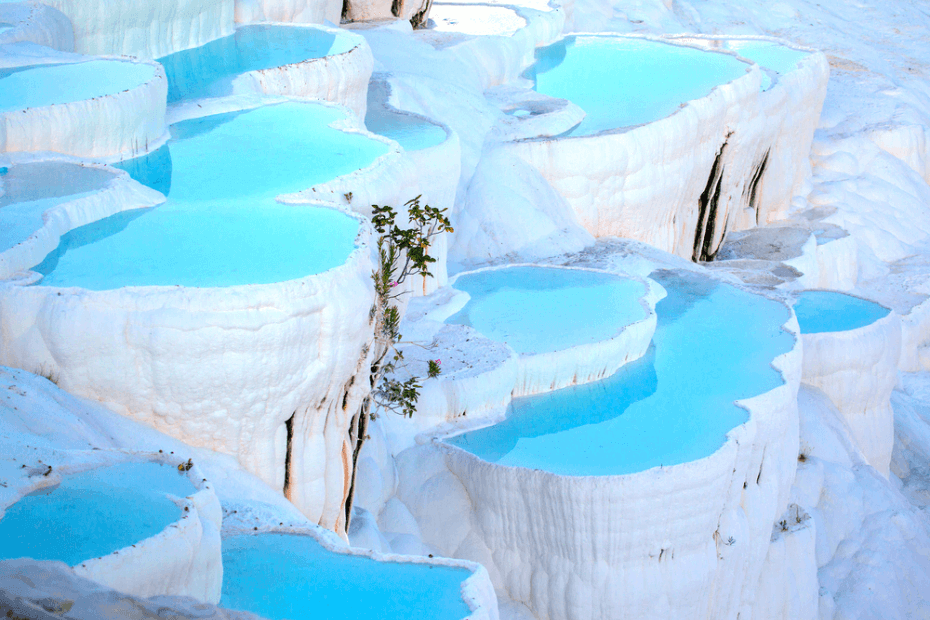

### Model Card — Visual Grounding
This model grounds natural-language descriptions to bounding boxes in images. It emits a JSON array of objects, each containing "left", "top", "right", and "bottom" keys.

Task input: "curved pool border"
[
  {"left": 235, "top": 0, "right": 343, "bottom": 26},
  {"left": 0, "top": 99, "right": 413, "bottom": 535},
  {"left": 797, "top": 289, "right": 900, "bottom": 476},
  {"left": 0, "top": 152, "right": 166, "bottom": 281},
  {"left": 209, "top": 23, "right": 375, "bottom": 119},
  {"left": 666, "top": 34, "right": 830, "bottom": 230},
  {"left": 0, "top": 2, "right": 74, "bottom": 50},
  {"left": 0, "top": 451, "right": 222, "bottom": 604},
  {"left": 504, "top": 33, "right": 764, "bottom": 261},
  {"left": 223, "top": 524, "right": 499, "bottom": 620},
  {"left": 426, "top": 276, "right": 802, "bottom": 620},
  {"left": 0, "top": 57, "right": 169, "bottom": 160}
]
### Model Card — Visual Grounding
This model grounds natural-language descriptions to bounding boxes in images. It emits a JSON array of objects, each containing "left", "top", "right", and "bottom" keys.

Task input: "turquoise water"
[
  {"left": 794, "top": 290, "right": 890, "bottom": 334},
  {"left": 365, "top": 107, "right": 447, "bottom": 152},
  {"left": 528, "top": 36, "right": 748, "bottom": 136},
  {"left": 446, "top": 267, "right": 647, "bottom": 355},
  {"left": 446, "top": 270, "right": 794, "bottom": 476},
  {"left": 0, "top": 461, "right": 195, "bottom": 566},
  {"left": 36, "top": 103, "right": 387, "bottom": 289},
  {"left": 1, "top": 162, "right": 115, "bottom": 252},
  {"left": 0, "top": 61, "right": 155, "bottom": 113},
  {"left": 158, "top": 25, "right": 355, "bottom": 104},
  {"left": 222, "top": 533, "right": 473, "bottom": 620}
]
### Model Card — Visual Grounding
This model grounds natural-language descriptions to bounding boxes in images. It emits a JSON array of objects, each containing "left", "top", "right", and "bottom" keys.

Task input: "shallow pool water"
[
  {"left": 794, "top": 290, "right": 889, "bottom": 334},
  {"left": 158, "top": 25, "right": 356, "bottom": 104},
  {"left": 222, "top": 533, "right": 472, "bottom": 620},
  {"left": 365, "top": 107, "right": 447, "bottom": 151},
  {"left": 36, "top": 103, "right": 386, "bottom": 289},
  {"left": 527, "top": 36, "right": 748, "bottom": 136},
  {"left": 0, "top": 61, "right": 155, "bottom": 113},
  {"left": 446, "top": 266, "right": 647, "bottom": 355},
  {"left": 0, "top": 162, "right": 116, "bottom": 252},
  {"left": 0, "top": 461, "right": 195, "bottom": 566},
  {"left": 446, "top": 270, "right": 794, "bottom": 476}
]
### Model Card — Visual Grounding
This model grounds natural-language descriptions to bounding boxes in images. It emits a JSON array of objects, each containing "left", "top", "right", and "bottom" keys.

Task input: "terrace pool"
[
  {"left": 727, "top": 40, "right": 808, "bottom": 76},
  {"left": 365, "top": 106, "right": 447, "bottom": 151},
  {"left": 34, "top": 103, "right": 387, "bottom": 289},
  {"left": 0, "top": 61, "right": 155, "bottom": 113},
  {"left": 446, "top": 270, "right": 794, "bottom": 475},
  {"left": 0, "top": 461, "right": 195, "bottom": 566},
  {"left": 222, "top": 533, "right": 473, "bottom": 620},
  {"left": 445, "top": 266, "right": 647, "bottom": 354},
  {"left": 793, "top": 290, "right": 890, "bottom": 334},
  {"left": 0, "top": 162, "right": 116, "bottom": 252},
  {"left": 527, "top": 36, "right": 748, "bottom": 136},
  {"left": 158, "top": 25, "right": 356, "bottom": 104}
]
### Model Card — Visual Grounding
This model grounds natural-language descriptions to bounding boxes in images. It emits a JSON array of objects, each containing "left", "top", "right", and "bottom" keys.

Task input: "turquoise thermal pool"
[
  {"left": 158, "top": 25, "right": 356, "bottom": 104},
  {"left": 365, "top": 106, "right": 447, "bottom": 152},
  {"left": 528, "top": 36, "right": 748, "bottom": 136},
  {"left": 445, "top": 270, "right": 794, "bottom": 476},
  {"left": 0, "top": 61, "right": 155, "bottom": 113},
  {"left": 0, "top": 162, "right": 116, "bottom": 253},
  {"left": 222, "top": 533, "right": 473, "bottom": 620},
  {"left": 34, "top": 103, "right": 388, "bottom": 289},
  {"left": 793, "top": 290, "right": 890, "bottom": 334},
  {"left": 446, "top": 266, "right": 647, "bottom": 355},
  {"left": 0, "top": 461, "right": 195, "bottom": 566}
]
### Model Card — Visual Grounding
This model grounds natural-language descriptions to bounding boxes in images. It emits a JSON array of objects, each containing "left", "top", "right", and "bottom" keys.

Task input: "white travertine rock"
[
  {"left": 0, "top": 222, "right": 375, "bottom": 538},
  {"left": 669, "top": 35, "right": 829, "bottom": 229},
  {"left": 28, "top": 0, "right": 235, "bottom": 59},
  {"left": 0, "top": 153, "right": 166, "bottom": 281},
  {"left": 0, "top": 2, "right": 74, "bottom": 50},
  {"left": 800, "top": 301, "right": 901, "bottom": 476},
  {"left": 228, "top": 25, "right": 374, "bottom": 119},
  {"left": 505, "top": 35, "right": 761, "bottom": 262},
  {"left": 752, "top": 505, "right": 818, "bottom": 620},
  {"left": 0, "top": 57, "right": 168, "bottom": 160},
  {"left": 235, "top": 0, "right": 342, "bottom": 25},
  {"left": 0, "top": 559, "right": 266, "bottom": 620},
  {"left": 397, "top": 302, "right": 802, "bottom": 620}
]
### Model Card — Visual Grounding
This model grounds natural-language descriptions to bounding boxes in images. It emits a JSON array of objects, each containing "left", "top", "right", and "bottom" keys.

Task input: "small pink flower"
[
  {"left": 434, "top": 359, "right": 441, "bottom": 365},
  {"left": 391, "top": 281, "right": 399, "bottom": 287}
]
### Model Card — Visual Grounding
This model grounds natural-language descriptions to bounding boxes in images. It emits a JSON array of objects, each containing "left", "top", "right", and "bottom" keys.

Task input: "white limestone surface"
[
  {"left": 0, "top": 217, "right": 375, "bottom": 538},
  {"left": 395, "top": 294, "right": 802, "bottom": 620},
  {"left": 667, "top": 35, "right": 829, "bottom": 230},
  {"left": 0, "top": 56, "right": 168, "bottom": 160},
  {"left": 224, "top": 524, "right": 500, "bottom": 620},
  {"left": 227, "top": 25, "right": 374, "bottom": 119},
  {"left": 0, "top": 153, "right": 165, "bottom": 281},
  {"left": 0, "top": 2, "right": 73, "bottom": 50},
  {"left": 505, "top": 35, "right": 761, "bottom": 262},
  {"left": 30, "top": 0, "right": 235, "bottom": 59},
  {"left": 0, "top": 451, "right": 222, "bottom": 603},
  {"left": 235, "top": 0, "right": 342, "bottom": 26},
  {"left": 799, "top": 296, "right": 901, "bottom": 476}
]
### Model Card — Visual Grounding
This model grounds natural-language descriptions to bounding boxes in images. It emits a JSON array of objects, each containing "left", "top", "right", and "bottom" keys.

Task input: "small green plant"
[{"left": 345, "top": 196, "right": 452, "bottom": 527}]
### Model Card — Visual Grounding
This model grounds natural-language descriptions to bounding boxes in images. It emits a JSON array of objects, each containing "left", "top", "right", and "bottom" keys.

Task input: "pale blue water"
[
  {"left": 528, "top": 36, "right": 748, "bottom": 136},
  {"left": 158, "top": 25, "right": 356, "bottom": 104},
  {"left": 0, "top": 461, "right": 195, "bottom": 566},
  {"left": 0, "top": 61, "right": 155, "bottom": 113},
  {"left": 446, "top": 270, "right": 794, "bottom": 476},
  {"left": 222, "top": 533, "right": 473, "bottom": 620},
  {"left": 446, "top": 267, "right": 647, "bottom": 355},
  {"left": 794, "top": 290, "right": 890, "bottom": 334},
  {"left": 36, "top": 103, "right": 387, "bottom": 289},
  {"left": 0, "top": 162, "right": 115, "bottom": 252},
  {"left": 365, "top": 107, "right": 447, "bottom": 151}
]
